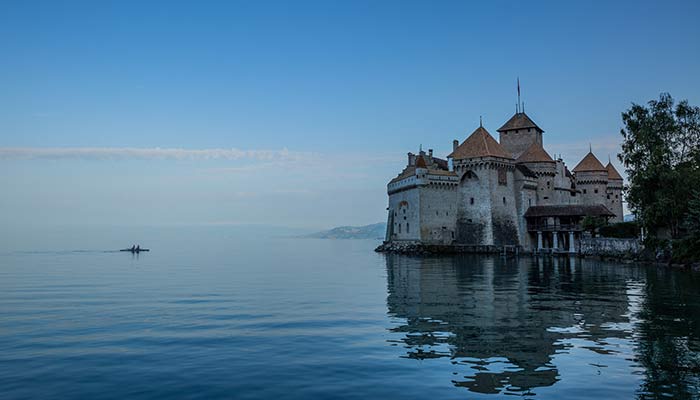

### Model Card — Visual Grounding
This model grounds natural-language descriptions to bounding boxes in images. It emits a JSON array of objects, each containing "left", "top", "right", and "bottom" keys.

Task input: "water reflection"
[{"left": 384, "top": 255, "right": 700, "bottom": 398}]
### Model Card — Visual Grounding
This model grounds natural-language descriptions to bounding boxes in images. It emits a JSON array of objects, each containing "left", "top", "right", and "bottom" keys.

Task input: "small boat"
[{"left": 120, "top": 248, "right": 150, "bottom": 253}]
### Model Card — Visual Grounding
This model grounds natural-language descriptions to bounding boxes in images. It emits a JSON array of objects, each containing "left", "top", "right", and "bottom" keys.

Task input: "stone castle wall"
[
  {"left": 580, "top": 237, "right": 642, "bottom": 257},
  {"left": 419, "top": 185, "right": 459, "bottom": 243},
  {"left": 455, "top": 165, "right": 494, "bottom": 245},
  {"left": 576, "top": 171, "right": 608, "bottom": 206},
  {"left": 606, "top": 179, "right": 624, "bottom": 223},
  {"left": 499, "top": 129, "right": 543, "bottom": 159},
  {"left": 486, "top": 165, "right": 520, "bottom": 245},
  {"left": 387, "top": 187, "right": 421, "bottom": 241}
]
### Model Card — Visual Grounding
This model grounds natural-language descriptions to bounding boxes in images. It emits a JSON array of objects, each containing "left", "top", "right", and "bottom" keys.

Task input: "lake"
[{"left": 0, "top": 227, "right": 699, "bottom": 399}]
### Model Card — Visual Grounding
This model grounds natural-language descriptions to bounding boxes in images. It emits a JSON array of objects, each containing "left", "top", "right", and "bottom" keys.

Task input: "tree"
[
  {"left": 685, "top": 190, "right": 700, "bottom": 239},
  {"left": 619, "top": 93, "right": 700, "bottom": 240},
  {"left": 581, "top": 216, "right": 607, "bottom": 237}
]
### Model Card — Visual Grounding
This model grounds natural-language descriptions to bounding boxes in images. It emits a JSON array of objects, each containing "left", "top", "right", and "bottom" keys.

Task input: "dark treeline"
[{"left": 619, "top": 93, "right": 700, "bottom": 262}]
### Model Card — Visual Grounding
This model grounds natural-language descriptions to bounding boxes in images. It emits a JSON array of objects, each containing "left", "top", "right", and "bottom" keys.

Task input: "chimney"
[
  {"left": 453, "top": 140, "right": 459, "bottom": 152},
  {"left": 408, "top": 152, "right": 415, "bottom": 166}
]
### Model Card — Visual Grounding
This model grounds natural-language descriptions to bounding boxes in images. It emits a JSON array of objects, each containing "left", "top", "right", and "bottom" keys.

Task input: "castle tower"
[
  {"left": 605, "top": 161, "right": 624, "bottom": 222},
  {"left": 515, "top": 142, "right": 557, "bottom": 205},
  {"left": 573, "top": 151, "right": 608, "bottom": 207},
  {"left": 497, "top": 112, "right": 544, "bottom": 159},
  {"left": 448, "top": 125, "right": 519, "bottom": 246}
]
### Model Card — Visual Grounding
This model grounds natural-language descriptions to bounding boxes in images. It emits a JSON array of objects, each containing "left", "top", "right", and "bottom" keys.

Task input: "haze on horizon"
[{"left": 2, "top": 0, "right": 699, "bottom": 230}]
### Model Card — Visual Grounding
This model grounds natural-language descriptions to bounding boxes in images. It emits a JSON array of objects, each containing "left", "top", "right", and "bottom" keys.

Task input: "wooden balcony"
[{"left": 526, "top": 223, "right": 583, "bottom": 232}]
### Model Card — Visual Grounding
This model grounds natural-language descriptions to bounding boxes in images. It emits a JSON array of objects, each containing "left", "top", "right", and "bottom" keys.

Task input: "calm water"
[{"left": 1, "top": 227, "right": 699, "bottom": 399}]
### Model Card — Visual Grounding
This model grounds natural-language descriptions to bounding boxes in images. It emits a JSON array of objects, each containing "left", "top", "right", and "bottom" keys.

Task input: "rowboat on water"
[{"left": 120, "top": 247, "right": 150, "bottom": 253}]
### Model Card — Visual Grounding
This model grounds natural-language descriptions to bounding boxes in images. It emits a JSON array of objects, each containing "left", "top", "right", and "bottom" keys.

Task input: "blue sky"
[{"left": 1, "top": 0, "right": 699, "bottom": 229}]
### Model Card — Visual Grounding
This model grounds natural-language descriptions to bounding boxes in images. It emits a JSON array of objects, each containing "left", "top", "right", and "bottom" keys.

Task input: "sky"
[{"left": 1, "top": 0, "right": 699, "bottom": 230}]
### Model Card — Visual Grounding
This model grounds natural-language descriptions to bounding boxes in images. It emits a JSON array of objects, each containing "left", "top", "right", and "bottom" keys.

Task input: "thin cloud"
[{"left": 0, "top": 147, "right": 311, "bottom": 161}]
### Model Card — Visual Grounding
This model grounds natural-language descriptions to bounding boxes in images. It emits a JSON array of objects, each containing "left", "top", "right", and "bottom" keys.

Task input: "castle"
[{"left": 383, "top": 105, "right": 623, "bottom": 253}]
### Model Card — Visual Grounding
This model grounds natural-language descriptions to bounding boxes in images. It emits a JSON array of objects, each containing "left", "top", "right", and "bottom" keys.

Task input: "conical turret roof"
[
  {"left": 415, "top": 154, "right": 427, "bottom": 168},
  {"left": 516, "top": 142, "right": 555, "bottom": 163},
  {"left": 606, "top": 162, "right": 623, "bottom": 180},
  {"left": 573, "top": 152, "right": 606, "bottom": 172},
  {"left": 497, "top": 112, "right": 543, "bottom": 133},
  {"left": 448, "top": 126, "right": 513, "bottom": 160}
]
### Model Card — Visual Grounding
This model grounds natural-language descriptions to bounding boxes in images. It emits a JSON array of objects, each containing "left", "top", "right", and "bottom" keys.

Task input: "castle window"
[
  {"left": 528, "top": 128, "right": 531, "bottom": 132},
  {"left": 528, "top": 199, "right": 532, "bottom": 206},
  {"left": 503, "top": 197, "right": 506, "bottom": 204},
  {"left": 470, "top": 197, "right": 474, "bottom": 205},
  {"left": 451, "top": 232, "right": 454, "bottom": 239},
  {"left": 594, "top": 189, "right": 599, "bottom": 194},
  {"left": 547, "top": 181, "right": 551, "bottom": 188},
  {"left": 607, "top": 194, "right": 610, "bottom": 199},
  {"left": 406, "top": 223, "right": 409, "bottom": 233},
  {"left": 446, "top": 211, "right": 448, "bottom": 216},
  {"left": 436, "top": 211, "right": 439, "bottom": 216},
  {"left": 583, "top": 189, "right": 587, "bottom": 194},
  {"left": 616, "top": 195, "right": 619, "bottom": 199},
  {"left": 544, "top": 196, "right": 549, "bottom": 200},
  {"left": 403, "top": 209, "right": 406, "bottom": 214},
  {"left": 398, "top": 224, "right": 401, "bottom": 233},
  {"left": 498, "top": 168, "right": 507, "bottom": 185}
]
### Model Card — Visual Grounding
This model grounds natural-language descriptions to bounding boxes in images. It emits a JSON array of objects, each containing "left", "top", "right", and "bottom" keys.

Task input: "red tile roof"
[
  {"left": 524, "top": 204, "right": 615, "bottom": 217},
  {"left": 606, "top": 162, "right": 623, "bottom": 180},
  {"left": 415, "top": 155, "right": 427, "bottom": 168},
  {"left": 516, "top": 142, "right": 555, "bottom": 163},
  {"left": 572, "top": 152, "right": 606, "bottom": 172},
  {"left": 497, "top": 112, "right": 543, "bottom": 133},
  {"left": 448, "top": 126, "right": 513, "bottom": 160}
]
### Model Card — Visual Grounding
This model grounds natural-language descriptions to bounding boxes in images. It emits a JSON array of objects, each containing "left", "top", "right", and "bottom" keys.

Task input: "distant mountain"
[{"left": 305, "top": 223, "right": 386, "bottom": 240}]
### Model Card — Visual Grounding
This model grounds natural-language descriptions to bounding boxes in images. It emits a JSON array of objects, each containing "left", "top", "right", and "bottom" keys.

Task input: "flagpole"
[{"left": 517, "top": 78, "right": 521, "bottom": 113}]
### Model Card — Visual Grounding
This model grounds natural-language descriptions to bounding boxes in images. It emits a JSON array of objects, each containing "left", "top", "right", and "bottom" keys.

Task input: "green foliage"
[
  {"left": 619, "top": 93, "right": 700, "bottom": 241},
  {"left": 581, "top": 216, "right": 607, "bottom": 236},
  {"left": 599, "top": 221, "right": 640, "bottom": 239},
  {"left": 684, "top": 190, "right": 700, "bottom": 237},
  {"left": 672, "top": 190, "right": 700, "bottom": 263},
  {"left": 671, "top": 237, "right": 700, "bottom": 264}
]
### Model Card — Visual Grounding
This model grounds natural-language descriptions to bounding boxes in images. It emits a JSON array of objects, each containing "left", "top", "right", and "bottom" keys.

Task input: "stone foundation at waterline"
[{"left": 579, "top": 237, "right": 642, "bottom": 258}]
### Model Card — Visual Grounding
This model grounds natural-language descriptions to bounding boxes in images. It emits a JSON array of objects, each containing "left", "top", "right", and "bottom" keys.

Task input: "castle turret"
[
  {"left": 515, "top": 142, "right": 557, "bottom": 205},
  {"left": 497, "top": 112, "right": 544, "bottom": 159},
  {"left": 605, "top": 161, "right": 624, "bottom": 222},
  {"left": 573, "top": 151, "right": 608, "bottom": 207},
  {"left": 448, "top": 125, "right": 519, "bottom": 246}
]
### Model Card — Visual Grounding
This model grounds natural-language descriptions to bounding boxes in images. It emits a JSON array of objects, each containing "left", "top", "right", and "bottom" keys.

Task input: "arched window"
[{"left": 406, "top": 223, "right": 410, "bottom": 233}]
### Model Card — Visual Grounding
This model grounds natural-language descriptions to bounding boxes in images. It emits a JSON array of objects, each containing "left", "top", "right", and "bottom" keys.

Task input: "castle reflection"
[{"left": 384, "top": 254, "right": 645, "bottom": 396}]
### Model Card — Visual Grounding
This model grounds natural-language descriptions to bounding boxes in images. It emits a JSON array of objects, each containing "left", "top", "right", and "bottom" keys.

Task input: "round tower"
[
  {"left": 605, "top": 161, "right": 624, "bottom": 222},
  {"left": 515, "top": 142, "right": 557, "bottom": 205},
  {"left": 573, "top": 151, "right": 608, "bottom": 207}
]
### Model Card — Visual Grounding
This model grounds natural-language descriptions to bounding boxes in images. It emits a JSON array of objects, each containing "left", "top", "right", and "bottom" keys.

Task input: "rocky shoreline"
[
  {"left": 374, "top": 241, "right": 519, "bottom": 255},
  {"left": 375, "top": 241, "right": 700, "bottom": 270}
]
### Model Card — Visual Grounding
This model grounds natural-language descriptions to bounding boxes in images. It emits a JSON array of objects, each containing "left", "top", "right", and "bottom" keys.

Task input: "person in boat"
[
  {"left": 131, "top": 244, "right": 135, "bottom": 251},
  {"left": 136, "top": 245, "right": 140, "bottom": 252}
]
